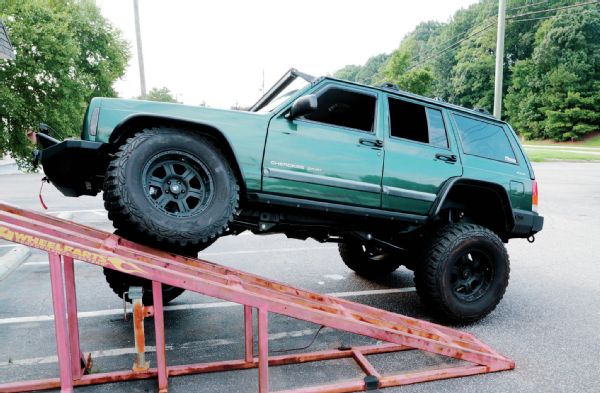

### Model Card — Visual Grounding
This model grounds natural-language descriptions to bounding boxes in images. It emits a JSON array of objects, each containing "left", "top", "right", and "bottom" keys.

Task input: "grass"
[
  {"left": 525, "top": 148, "right": 600, "bottom": 162},
  {"left": 523, "top": 132, "right": 600, "bottom": 147}
]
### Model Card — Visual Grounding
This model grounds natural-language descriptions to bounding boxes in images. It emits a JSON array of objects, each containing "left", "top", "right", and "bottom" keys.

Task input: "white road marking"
[
  {"left": 19, "top": 246, "right": 336, "bottom": 266},
  {"left": 45, "top": 209, "right": 105, "bottom": 215},
  {"left": 0, "top": 328, "right": 320, "bottom": 367},
  {"left": 200, "top": 246, "right": 335, "bottom": 256},
  {"left": 0, "top": 287, "right": 415, "bottom": 325},
  {"left": 317, "top": 281, "right": 325, "bottom": 285},
  {"left": 323, "top": 274, "right": 345, "bottom": 281}
]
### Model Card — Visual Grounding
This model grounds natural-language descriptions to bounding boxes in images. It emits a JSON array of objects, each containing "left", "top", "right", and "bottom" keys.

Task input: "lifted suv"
[{"left": 35, "top": 69, "right": 543, "bottom": 323}]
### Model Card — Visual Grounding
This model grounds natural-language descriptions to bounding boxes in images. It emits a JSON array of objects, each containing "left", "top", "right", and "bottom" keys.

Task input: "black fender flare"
[
  {"left": 108, "top": 114, "right": 246, "bottom": 193},
  {"left": 429, "top": 177, "right": 515, "bottom": 232}
]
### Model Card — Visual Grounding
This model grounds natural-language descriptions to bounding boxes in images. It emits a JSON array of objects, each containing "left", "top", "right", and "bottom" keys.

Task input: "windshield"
[
  {"left": 250, "top": 68, "right": 314, "bottom": 112},
  {"left": 256, "top": 77, "right": 309, "bottom": 113}
]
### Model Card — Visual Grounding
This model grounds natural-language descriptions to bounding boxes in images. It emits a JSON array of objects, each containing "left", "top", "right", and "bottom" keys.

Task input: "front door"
[
  {"left": 382, "top": 95, "right": 463, "bottom": 215},
  {"left": 262, "top": 83, "right": 384, "bottom": 208}
]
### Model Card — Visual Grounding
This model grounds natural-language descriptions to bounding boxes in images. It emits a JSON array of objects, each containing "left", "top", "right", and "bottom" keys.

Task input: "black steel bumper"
[
  {"left": 511, "top": 209, "right": 544, "bottom": 238},
  {"left": 35, "top": 134, "right": 106, "bottom": 197}
]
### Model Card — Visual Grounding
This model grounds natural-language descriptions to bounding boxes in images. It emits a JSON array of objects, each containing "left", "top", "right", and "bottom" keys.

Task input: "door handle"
[
  {"left": 435, "top": 153, "right": 457, "bottom": 163},
  {"left": 359, "top": 138, "right": 384, "bottom": 148}
]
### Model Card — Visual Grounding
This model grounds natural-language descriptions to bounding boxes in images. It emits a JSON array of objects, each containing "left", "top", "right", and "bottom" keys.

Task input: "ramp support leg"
[
  {"left": 258, "top": 308, "right": 269, "bottom": 393},
  {"left": 152, "top": 281, "right": 168, "bottom": 393},
  {"left": 130, "top": 287, "right": 150, "bottom": 372},
  {"left": 244, "top": 305, "right": 253, "bottom": 363},
  {"left": 48, "top": 253, "right": 74, "bottom": 393},
  {"left": 63, "top": 256, "right": 85, "bottom": 379}
]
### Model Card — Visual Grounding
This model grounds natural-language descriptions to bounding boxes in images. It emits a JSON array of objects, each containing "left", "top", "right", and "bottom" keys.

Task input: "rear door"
[
  {"left": 382, "top": 95, "right": 463, "bottom": 215},
  {"left": 262, "top": 83, "right": 384, "bottom": 208}
]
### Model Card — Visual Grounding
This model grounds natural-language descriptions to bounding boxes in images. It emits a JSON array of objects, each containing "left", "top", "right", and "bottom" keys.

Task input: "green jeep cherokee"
[{"left": 35, "top": 69, "right": 543, "bottom": 323}]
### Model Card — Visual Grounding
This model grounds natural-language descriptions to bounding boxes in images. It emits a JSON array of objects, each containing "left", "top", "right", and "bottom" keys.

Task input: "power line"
[
  {"left": 418, "top": 0, "right": 550, "bottom": 63},
  {"left": 408, "top": 15, "right": 496, "bottom": 65},
  {"left": 506, "top": 0, "right": 549, "bottom": 13},
  {"left": 407, "top": 22, "right": 495, "bottom": 70},
  {"left": 509, "top": 7, "right": 596, "bottom": 22},
  {"left": 407, "top": 1, "right": 599, "bottom": 71},
  {"left": 507, "top": 0, "right": 600, "bottom": 19}
]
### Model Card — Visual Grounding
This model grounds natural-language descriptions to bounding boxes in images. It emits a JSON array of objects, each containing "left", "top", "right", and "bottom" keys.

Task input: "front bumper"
[{"left": 35, "top": 133, "right": 107, "bottom": 197}]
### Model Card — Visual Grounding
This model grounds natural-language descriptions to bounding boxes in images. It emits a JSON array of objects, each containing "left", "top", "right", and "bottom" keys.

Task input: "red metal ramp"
[{"left": 0, "top": 202, "right": 514, "bottom": 392}]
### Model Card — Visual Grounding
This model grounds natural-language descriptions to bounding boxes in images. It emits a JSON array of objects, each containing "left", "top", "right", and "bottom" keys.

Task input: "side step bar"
[{"left": 0, "top": 202, "right": 514, "bottom": 392}]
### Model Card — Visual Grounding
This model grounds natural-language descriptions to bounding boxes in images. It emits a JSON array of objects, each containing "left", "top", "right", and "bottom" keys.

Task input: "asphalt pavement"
[{"left": 0, "top": 162, "right": 599, "bottom": 392}]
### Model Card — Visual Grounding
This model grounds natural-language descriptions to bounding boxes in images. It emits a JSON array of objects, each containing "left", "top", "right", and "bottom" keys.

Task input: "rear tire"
[
  {"left": 103, "top": 127, "right": 239, "bottom": 248},
  {"left": 338, "top": 242, "right": 402, "bottom": 277},
  {"left": 414, "top": 223, "right": 510, "bottom": 324}
]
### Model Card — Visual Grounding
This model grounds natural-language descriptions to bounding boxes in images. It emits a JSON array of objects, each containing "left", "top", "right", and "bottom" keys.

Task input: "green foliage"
[
  {"left": 333, "top": 53, "right": 389, "bottom": 85},
  {"left": 505, "top": 9, "right": 600, "bottom": 141},
  {"left": 0, "top": 0, "right": 128, "bottom": 167},
  {"left": 333, "top": 0, "right": 600, "bottom": 141},
  {"left": 141, "top": 87, "right": 180, "bottom": 103}
]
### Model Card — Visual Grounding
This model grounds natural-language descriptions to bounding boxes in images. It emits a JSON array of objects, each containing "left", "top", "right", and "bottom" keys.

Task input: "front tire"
[
  {"left": 338, "top": 242, "right": 402, "bottom": 277},
  {"left": 103, "top": 127, "right": 239, "bottom": 248},
  {"left": 414, "top": 223, "right": 510, "bottom": 324}
]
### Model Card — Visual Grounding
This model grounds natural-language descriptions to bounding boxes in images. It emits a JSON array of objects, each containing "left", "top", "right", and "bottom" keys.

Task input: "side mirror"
[{"left": 288, "top": 94, "right": 317, "bottom": 119}]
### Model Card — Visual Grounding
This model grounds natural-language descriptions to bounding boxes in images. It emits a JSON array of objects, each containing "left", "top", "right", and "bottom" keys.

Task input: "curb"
[
  {"left": 0, "top": 246, "right": 31, "bottom": 281},
  {"left": 0, "top": 211, "right": 73, "bottom": 280}
]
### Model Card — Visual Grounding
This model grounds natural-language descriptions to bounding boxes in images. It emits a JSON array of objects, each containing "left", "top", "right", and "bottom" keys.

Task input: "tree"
[
  {"left": 0, "top": 0, "right": 128, "bottom": 166},
  {"left": 141, "top": 87, "right": 180, "bottom": 103},
  {"left": 379, "top": 38, "right": 434, "bottom": 96},
  {"left": 449, "top": 27, "right": 496, "bottom": 111},
  {"left": 505, "top": 9, "right": 600, "bottom": 140}
]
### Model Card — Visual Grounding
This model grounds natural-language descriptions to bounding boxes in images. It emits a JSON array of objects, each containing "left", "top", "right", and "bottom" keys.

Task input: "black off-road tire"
[
  {"left": 104, "top": 268, "right": 187, "bottom": 305},
  {"left": 103, "top": 127, "right": 239, "bottom": 248},
  {"left": 338, "top": 242, "right": 402, "bottom": 277},
  {"left": 102, "top": 230, "right": 214, "bottom": 305},
  {"left": 414, "top": 223, "right": 510, "bottom": 324}
]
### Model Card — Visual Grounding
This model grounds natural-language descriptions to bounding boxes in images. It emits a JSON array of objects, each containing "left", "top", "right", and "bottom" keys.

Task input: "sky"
[{"left": 96, "top": 0, "right": 479, "bottom": 109}]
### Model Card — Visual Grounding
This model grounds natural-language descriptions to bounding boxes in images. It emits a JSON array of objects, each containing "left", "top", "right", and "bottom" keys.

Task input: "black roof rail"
[
  {"left": 474, "top": 107, "right": 491, "bottom": 115},
  {"left": 378, "top": 82, "right": 400, "bottom": 91}
]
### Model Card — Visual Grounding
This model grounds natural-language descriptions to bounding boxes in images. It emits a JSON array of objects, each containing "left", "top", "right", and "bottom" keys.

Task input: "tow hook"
[{"left": 527, "top": 235, "right": 535, "bottom": 243}]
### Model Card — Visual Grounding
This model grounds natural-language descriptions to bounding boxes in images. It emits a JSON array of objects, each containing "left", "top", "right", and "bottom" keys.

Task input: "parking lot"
[{"left": 0, "top": 162, "right": 599, "bottom": 392}]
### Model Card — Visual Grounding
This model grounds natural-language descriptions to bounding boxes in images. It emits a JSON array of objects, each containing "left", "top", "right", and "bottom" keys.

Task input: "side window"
[
  {"left": 453, "top": 114, "right": 517, "bottom": 163},
  {"left": 303, "top": 87, "right": 376, "bottom": 132},
  {"left": 388, "top": 97, "right": 449, "bottom": 149}
]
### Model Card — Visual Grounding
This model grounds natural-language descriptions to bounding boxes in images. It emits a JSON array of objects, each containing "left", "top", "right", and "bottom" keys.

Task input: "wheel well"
[
  {"left": 434, "top": 181, "right": 514, "bottom": 239},
  {"left": 108, "top": 115, "right": 246, "bottom": 197}
]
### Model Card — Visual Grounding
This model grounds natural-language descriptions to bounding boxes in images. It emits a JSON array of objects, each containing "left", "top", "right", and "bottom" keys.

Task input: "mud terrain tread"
[
  {"left": 414, "top": 223, "right": 510, "bottom": 324},
  {"left": 102, "top": 128, "right": 239, "bottom": 247}
]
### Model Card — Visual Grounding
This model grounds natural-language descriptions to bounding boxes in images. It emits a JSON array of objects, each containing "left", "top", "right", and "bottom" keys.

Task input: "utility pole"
[
  {"left": 133, "top": 0, "right": 147, "bottom": 98},
  {"left": 493, "top": 0, "right": 507, "bottom": 119}
]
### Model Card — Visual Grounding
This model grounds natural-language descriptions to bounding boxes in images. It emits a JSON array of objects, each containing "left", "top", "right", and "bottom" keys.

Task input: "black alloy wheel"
[
  {"left": 450, "top": 249, "right": 494, "bottom": 303},
  {"left": 142, "top": 150, "right": 214, "bottom": 218}
]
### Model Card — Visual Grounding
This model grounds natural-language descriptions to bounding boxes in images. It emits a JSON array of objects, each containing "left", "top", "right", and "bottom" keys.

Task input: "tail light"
[{"left": 531, "top": 180, "right": 538, "bottom": 213}]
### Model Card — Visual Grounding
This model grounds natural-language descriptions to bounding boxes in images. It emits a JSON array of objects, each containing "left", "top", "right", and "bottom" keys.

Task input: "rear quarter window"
[{"left": 453, "top": 114, "right": 517, "bottom": 164}]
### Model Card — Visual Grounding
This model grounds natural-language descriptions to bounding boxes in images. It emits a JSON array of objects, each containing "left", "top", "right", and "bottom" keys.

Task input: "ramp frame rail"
[{"left": 0, "top": 202, "right": 514, "bottom": 392}]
